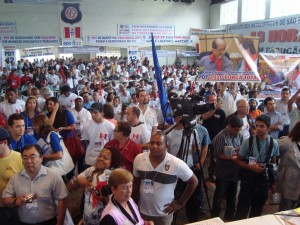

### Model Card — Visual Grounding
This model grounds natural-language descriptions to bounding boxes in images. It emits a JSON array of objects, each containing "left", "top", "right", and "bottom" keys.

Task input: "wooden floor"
[{"left": 66, "top": 160, "right": 280, "bottom": 225}]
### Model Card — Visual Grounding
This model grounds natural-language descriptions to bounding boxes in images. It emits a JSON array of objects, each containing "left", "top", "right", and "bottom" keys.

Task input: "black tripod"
[{"left": 166, "top": 118, "right": 212, "bottom": 223}]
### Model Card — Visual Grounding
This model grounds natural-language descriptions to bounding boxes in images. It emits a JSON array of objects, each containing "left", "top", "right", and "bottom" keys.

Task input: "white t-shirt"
[
  {"left": 221, "top": 91, "right": 243, "bottom": 117},
  {"left": 82, "top": 119, "right": 114, "bottom": 166},
  {"left": 70, "top": 108, "right": 92, "bottom": 134},
  {"left": 0, "top": 99, "right": 25, "bottom": 118},
  {"left": 58, "top": 93, "right": 78, "bottom": 110},
  {"left": 138, "top": 106, "right": 158, "bottom": 133},
  {"left": 241, "top": 116, "right": 250, "bottom": 140},
  {"left": 130, "top": 123, "right": 151, "bottom": 145},
  {"left": 133, "top": 152, "right": 193, "bottom": 216},
  {"left": 275, "top": 99, "right": 290, "bottom": 125}
]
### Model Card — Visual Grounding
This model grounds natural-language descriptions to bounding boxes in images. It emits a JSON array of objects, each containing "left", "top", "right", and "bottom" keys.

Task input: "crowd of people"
[{"left": 0, "top": 39, "right": 300, "bottom": 225}]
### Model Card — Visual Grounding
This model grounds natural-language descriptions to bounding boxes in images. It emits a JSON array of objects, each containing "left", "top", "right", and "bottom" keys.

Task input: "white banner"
[
  {"left": 118, "top": 24, "right": 175, "bottom": 36},
  {"left": 59, "top": 46, "right": 106, "bottom": 54},
  {"left": 190, "top": 28, "right": 226, "bottom": 35},
  {"left": 140, "top": 50, "right": 176, "bottom": 58},
  {"left": 85, "top": 35, "right": 143, "bottom": 45},
  {"left": 85, "top": 35, "right": 192, "bottom": 45},
  {"left": 0, "top": 22, "right": 16, "bottom": 35},
  {"left": 127, "top": 45, "right": 139, "bottom": 63},
  {"left": 1, "top": 35, "right": 60, "bottom": 47},
  {"left": 176, "top": 50, "right": 199, "bottom": 57},
  {"left": 61, "top": 39, "right": 83, "bottom": 47},
  {"left": 197, "top": 71, "right": 261, "bottom": 83},
  {"left": 143, "top": 35, "right": 192, "bottom": 44},
  {"left": 227, "top": 14, "right": 300, "bottom": 54},
  {"left": 4, "top": 49, "right": 15, "bottom": 63},
  {"left": 20, "top": 47, "right": 54, "bottom": 58}
]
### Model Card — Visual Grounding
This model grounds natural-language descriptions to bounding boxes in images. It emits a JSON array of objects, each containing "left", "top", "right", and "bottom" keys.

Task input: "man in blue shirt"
[
  {"left": 8, "top": 113, "right": 36, "bottom": 152},
  {"left": 235, "top": 115, "right": 279, "bottom": 219}
]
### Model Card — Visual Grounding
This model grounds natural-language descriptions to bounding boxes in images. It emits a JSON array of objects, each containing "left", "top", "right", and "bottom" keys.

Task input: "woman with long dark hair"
[{"left": 277, "top": 122, "right": 300, "bottom": 211}]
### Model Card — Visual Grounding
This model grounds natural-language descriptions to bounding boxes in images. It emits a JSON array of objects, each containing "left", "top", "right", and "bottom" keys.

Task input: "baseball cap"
[
  {"left": 90, "top": 102, "right": 103, "bottom": 113},
  {"left": 75, "top": 96, "right": 83, "bottom": 101},
  {"left": 0, "top": 128, "right": 10, "bottom": 141}
]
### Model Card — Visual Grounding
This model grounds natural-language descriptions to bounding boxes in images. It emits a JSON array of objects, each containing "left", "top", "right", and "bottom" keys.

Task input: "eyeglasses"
[{"left": 22, "top": 154, "right": 40, "bottom": 161}]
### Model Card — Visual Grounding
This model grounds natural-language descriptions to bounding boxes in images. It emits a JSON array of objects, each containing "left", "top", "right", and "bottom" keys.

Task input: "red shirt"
[
  {"left": 104, "top": 138, "right": 142, "bottom": 173},
  {"left": 7, "top": 75, "right": 20, "bottom": 89}
]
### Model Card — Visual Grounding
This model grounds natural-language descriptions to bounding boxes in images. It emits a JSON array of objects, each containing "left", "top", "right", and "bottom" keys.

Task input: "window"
[
  {"left": 220, "top": 0, "right": 238, "bottom": 25},
  {"left": 241, "top": 0, "right": 265, "bottom": 22},
  {"left": 270, "top": 0, "right": 300, "bottom": 18}
]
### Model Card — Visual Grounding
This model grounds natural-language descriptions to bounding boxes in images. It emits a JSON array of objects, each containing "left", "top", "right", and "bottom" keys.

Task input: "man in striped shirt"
[{"left": 211, "top": 116, "right": 244, "bottom": 221}]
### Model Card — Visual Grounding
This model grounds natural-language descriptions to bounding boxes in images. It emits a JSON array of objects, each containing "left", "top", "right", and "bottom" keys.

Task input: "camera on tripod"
[{"left": 169, "top": 94, "right": 215, "bottom": 130}]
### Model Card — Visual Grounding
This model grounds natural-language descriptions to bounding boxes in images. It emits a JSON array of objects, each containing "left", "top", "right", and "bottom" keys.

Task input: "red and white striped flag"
[{"left": 64, "top": 27, "right": 80, "bottom": 38}]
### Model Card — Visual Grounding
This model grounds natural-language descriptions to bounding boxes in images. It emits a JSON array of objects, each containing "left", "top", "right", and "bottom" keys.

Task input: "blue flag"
[{"left": 151, "top": 33, "right": 173, "bottom": 125}]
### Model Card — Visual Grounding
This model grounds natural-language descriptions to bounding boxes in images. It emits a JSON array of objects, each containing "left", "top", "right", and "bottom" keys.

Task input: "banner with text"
[
  {"left": 190, "top": 28, "right": 226, "bottom": 36},
  {"left": 85, "top": 35, "right": 192, "bottom": 45},
  {"left": 118, "top": 24, "right": 175, "bottom": 36},
  {"left": 141, "top": 50, "right": 176, "bottom": 58},
  {"left": 227, "top": 14, "right": 300, "bottom": 54},
  {"left": 0, "top": 22, "right": 16, "bottom": 35},
  {"left": 4, "top": 49, "right": 15, "bottom": 63},
  {"left": 20, "top": 47, "right": 54, "bottom": 58},
  {"left": 62, "top": 39, "right": 83, "bottom": 47},
  {"left": 1, "top": 35, "right": 60, "bottom": 48},
  {"left": 198, "top": 34, "right": 261, "bottom": 82},
  {"left": 59, "top": 46, "right": 106, "bottom": 54},
  {"left": 127, "top": 45, "right": 139, "bottom": 63}
]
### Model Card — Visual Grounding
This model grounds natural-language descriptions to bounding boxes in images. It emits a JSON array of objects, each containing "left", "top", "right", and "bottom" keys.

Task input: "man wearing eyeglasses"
[
  {"left": 2, "top": 144, "right": 68, "bottom": 225},
  {"left": 0, "top": 128, "right": 23, "bottom": 225}
]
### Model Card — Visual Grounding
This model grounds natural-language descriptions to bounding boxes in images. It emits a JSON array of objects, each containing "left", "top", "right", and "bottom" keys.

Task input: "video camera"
[{"left": 169, "top": 94, "right": 215, "bottom": 119}]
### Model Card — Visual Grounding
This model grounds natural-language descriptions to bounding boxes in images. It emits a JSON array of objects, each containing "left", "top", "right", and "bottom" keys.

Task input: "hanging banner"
[
  {"left": 176, "top": 50, "right": 199, "bottom": 57},
  {"left": 143, "top": 35, "right": 192, "bottom": 44},
  {"left": 61, "top": 39, "right": 83, "bottom": 47},
  {"left": 85, "top": 35, "right": 143, "bottom": 45},
  {"left": 227, "top": 14, "right": 300, "bottom": 54},
  {"left": 140, "top": 50, "right": 176, "bottom": 58},
  {"left": 198, "top": 34, "right": 261, "bottom": 82},
  {"left": 59, "top": 46, "right": 106, "bottom": 54},
  {"left": 118, "top": 24, "right": 175, "bottom": 36},
  {"left": 127, "top": 45, "right": 138, "bottom": 63},
  {"left": 0, "top": 22, "right": 16, "bottom": 35},
  {"left": 190, "top": 27, "right": 226, "bottom": 36},
  {"left": 4, "top": 49, "right": 15, "bottom": 63},
  {"left": 1, "top": 35, "right": 59, "bottom": 47},
  {"left": 20, "top": 47, "right": 54, "bottom": 58},
  {"left": 0, "top": 37, "right": 3, "bottom": 67}
]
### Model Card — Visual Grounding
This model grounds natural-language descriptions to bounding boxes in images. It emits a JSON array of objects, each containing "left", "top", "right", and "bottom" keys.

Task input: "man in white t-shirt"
[
  {"left": 82, "top": 102, "right": 114, "bottom": 167},
  {"left": 126, "top": 106, "right": 150, "bottom": 150},
  {"left": 137, "top": 90, "right": 158, "bottom": 134},
  {"left": 220, "top": 82, "right": 243, "bottom": 117},
  {"left": 0, "top": 88, "right": 25, "bottom": 119},
  {"left": 132, "top": 131, "right": 198, "bottom": 225},
  {"left": 58, "top": 85, "right": 77, "bottom": 110},
  {"left": 70, "top": 96, "right": 92, "bottom": 136}
]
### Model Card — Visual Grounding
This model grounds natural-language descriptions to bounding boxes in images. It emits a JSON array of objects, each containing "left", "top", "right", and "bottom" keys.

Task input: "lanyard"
[{"left": 111, "top": 195, "right": 139, "bottom": 225}]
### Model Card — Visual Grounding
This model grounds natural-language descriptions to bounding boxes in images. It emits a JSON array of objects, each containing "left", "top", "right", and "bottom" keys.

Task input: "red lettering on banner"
[
  {"left": 269, "top": 29, "right": 300, "bottom": 43},
  {"left": 257, "top": 31, "right": 265, "bottom": 43}
]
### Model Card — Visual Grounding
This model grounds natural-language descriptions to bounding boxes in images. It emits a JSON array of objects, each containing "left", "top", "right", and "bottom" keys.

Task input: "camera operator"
[
  {"left": 235, "top": 115, "right": 279, "bottom": 220},
  {"left": 166, "top": 114, "right": 210, "bottom": 222}
]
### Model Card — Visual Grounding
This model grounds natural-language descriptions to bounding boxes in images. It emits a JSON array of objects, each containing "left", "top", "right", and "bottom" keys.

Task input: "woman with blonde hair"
[{"left": 21, "top": 96, "right": 40, "bottom": 135}]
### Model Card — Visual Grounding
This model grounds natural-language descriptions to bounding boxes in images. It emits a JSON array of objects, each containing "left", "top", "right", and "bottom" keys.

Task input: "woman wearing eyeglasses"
[{"left": 100, "top": 168, "right": 153, "bottom": 225}]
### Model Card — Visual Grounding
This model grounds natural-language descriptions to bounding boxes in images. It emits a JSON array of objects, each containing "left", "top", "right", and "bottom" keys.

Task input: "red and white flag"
[{"left": 64, "top": 27, "right": 80, "bottom": 38}]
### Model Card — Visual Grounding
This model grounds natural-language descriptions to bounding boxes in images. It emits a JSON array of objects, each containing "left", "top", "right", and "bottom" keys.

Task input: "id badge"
[
  {"left": 27, "top": 127, "right": 34, "bottom": 135},
  {"left": 75, "top": 121, "right": 81, "bottom": 130},
  {"left": 248, "top": 156, "right": 257, "bottom": 165},
  {"left": 26, "top": 199, "right": 38, "bottom": 210},
  {"left": 94, "top": 142, "right": 102, "bottom": 152},
  {"left": 143, "top": 179, "right": 154, "bottom": 195}
]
